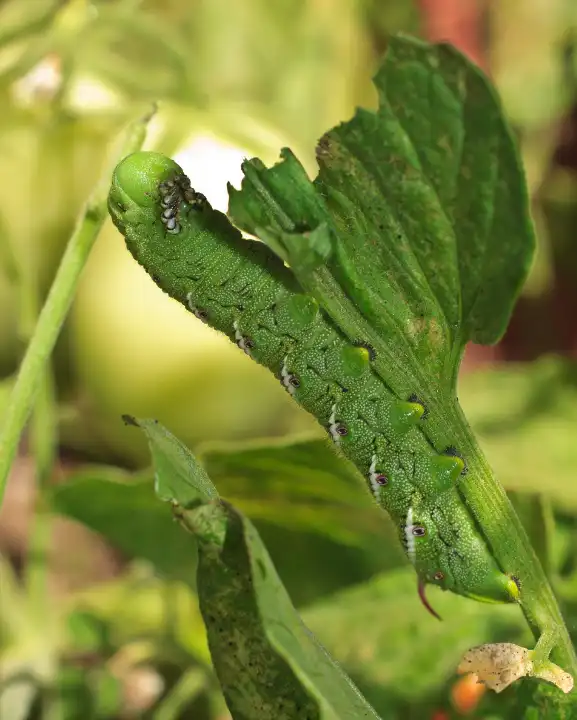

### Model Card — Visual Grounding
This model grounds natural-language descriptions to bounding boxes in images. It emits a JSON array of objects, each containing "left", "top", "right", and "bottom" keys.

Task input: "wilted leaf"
[
  {"left": 126, "top": 418, "right": 381, "bottom": 718},
  {"left": 179, "top": 499, "right": 381, "bottom": 719}
]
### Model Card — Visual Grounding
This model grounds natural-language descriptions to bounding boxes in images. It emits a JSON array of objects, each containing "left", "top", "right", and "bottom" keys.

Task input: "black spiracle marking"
[{"left": 194, "top": 307, "right": 209, "bottom": 322}]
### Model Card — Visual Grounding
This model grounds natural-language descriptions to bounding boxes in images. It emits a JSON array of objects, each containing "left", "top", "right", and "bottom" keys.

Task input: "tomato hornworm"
[{"left": 108, "top": 150, "right": 520, "bottom": 618}]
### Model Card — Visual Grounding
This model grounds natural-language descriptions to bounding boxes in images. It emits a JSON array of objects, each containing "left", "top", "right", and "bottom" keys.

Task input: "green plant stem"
[
  {"left": 25, "top": 369, "right": 56, "bottom": 619},
  {"left": 152, "top": 668, "right": 207, "bottom": 720},
  {"left": 17, "top": 134, "right": 59, "bottom": 626},
  {"left": 299, "top": 265, "right": 577, "bottom": 676},
  {"left": 446, "top": 400, "right": 577, "bottom": 675},
  {"left": 0, "top": 106, "right": 156, "bottom": 510}
]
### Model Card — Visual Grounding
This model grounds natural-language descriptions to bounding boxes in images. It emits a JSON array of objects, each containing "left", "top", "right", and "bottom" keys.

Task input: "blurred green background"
[{"left": 2, "top": 0, "right": 577, "bottom": 718}]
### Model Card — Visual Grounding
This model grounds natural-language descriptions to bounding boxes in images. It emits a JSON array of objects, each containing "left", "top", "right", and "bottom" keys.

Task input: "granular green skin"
[{"left": 108, "top": 150, "right": 519, "bottom": 609}]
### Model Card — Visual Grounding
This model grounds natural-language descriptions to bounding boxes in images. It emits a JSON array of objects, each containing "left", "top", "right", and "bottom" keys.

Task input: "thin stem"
[
  {"left": 25, "top": 369, "right": 56, "bottom": 619},
  {"left": 17, "top": 127, "right": 59, "bottom": 623},
  {"left": 306, "top": 266, "right": 577, "bottom": 677},
  {"left": 447, "top": 399, "right": 577, "bottom": 675},
  {"left": 0, "top": 106, "right": 156, "bottom": 510},
  {"left": 152, "top": 668, "right": 207, "bottom": 720}
]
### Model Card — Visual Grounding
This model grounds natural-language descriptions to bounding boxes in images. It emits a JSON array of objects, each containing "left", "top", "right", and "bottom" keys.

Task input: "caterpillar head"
[
  {"left": 108, "top": 151, "right": 237, "bottom": 308},
  {"left": 405, "top": 507, "right": 520, "bottom": 620},
  {"left": 417, "top": 565, "right": 520, "bottom": 621},
  {"left": 109, "top": 151, "right": 185, "bottom": 228}
]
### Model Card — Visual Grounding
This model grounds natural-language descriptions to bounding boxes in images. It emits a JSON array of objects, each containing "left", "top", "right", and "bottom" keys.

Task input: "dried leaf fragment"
[{"left": 457, "top": 643, "right": 574, "bottom": 694}]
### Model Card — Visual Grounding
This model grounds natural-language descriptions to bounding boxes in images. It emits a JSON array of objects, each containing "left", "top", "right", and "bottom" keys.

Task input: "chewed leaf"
[
  {"left": 107, "top": 33, "right": 576, "bottom": 699},
  {"left": 228, "top": 35, "right": 535, "bottom": 394},
  {"left": 229, "top": 149, "right": 331, "bottom": 271},
  {"left": 457, "top": 643, "right": 530, "bottom": 693},
  {"left": 457, "top": 643, "right": 574, "bottom": 694},
  {"left": 219, "top": 34, "right": 577, "bottom": 688},
  {"left": 256, "top": 221, "right": 333, "bottom": 272}
]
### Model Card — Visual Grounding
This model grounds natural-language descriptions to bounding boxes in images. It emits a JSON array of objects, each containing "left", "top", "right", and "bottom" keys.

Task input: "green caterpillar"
[{"left": 108, "top": 150, "right": 520, "bottom": 618}]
